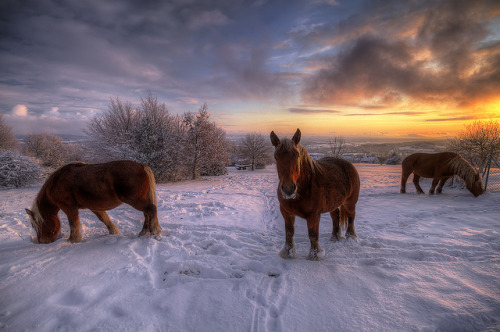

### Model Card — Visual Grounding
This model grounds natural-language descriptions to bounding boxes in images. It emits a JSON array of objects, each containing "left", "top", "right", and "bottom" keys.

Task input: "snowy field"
[{"left": 1, "top": 164, "right": 499, "bottom": 331}]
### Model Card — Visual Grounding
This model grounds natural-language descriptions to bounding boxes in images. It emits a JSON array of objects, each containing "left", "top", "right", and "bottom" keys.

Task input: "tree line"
[
  {"left": 1, "top": 93, "right": 498, "bottom": 188},
  {"left": 0, "top": 93, "right": 275, "bottom": 187}
]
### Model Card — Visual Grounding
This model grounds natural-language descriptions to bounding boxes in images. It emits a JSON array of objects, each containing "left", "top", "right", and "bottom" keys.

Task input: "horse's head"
[
  {"left": 270, "top": 128, "right": 302, "bottom": 200},
  {"left": 467, "top": 172, "right": 484, "bottom": 197},
  {"left": 25, "top": 199, "right": 59, "bottom": 244}
]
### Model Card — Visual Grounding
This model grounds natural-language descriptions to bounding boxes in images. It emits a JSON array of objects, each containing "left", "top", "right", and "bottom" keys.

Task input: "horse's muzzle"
[{"left": 281, "top": 183, "right": 297, "bottom": 199}]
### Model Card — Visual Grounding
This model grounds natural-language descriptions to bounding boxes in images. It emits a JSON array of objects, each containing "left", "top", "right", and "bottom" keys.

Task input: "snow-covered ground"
[{"left": 1, "top": 165, "right": 499, "bottom": 331}]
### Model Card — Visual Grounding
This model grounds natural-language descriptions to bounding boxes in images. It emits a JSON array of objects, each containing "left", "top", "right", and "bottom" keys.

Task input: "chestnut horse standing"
[
  {"left": 26, "top": 160, "right": 162, "bottom": 244},
  {"left": 270, "top": 129, "right": 360, "bottom": 260},
  {"left": 400, "top": 152, "right": 483, "bottom": 197}
]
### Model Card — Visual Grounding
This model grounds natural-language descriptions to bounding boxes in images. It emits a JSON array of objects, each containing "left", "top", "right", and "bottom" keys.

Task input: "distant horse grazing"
[
  {"left": 26, "top": 160, "right": 162, "bottom": 244},
  {"left": 270, "top": 129, "right": 360, "bottom": 260},
  {"left": 400, "top": 152, "right": 483, "bottom": 197}
]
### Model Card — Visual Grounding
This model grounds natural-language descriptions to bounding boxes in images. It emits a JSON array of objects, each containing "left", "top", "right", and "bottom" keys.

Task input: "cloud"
[
  {"left": 384, "top": 111, "right": 426, "bottom": 116},
  {"left": 1, "top": 0, "right": 499, "bottom": 136},
  {"left": 344, "top": 113, "right": 378, "bottom": 117},
  {"left": 300, "top": 0, "right": 500, "bottom": 111},
  {"left": 344, "top": 111, "right": 426, "bottom": 116},
  {"left": 11, "top": 104, "right": 28, "bottom": 117},
  {"left": 188, "top": 10, "right": 229, "bottom": 30},
  {"left": 177, "top": 97, "right": 200, "bottom": 105},
  {"left": 425, "top": 116, "right": 477, "bottom": 122},
  {"left": 288, "top": 108, "right": 341, "bottom": 114}
]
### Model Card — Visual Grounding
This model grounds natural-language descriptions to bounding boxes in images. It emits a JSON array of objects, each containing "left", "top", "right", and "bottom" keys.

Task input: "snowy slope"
[{"left": 0, "top": 165, "right": 499, "bottom": 331}]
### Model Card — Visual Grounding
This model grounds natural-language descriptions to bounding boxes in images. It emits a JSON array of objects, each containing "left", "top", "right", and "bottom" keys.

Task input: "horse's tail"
[
  {"left": 143, "top": 166, "right": 157, "bottom": 206},
  {"left": 339, "top": 205, "right": 348, "bottom": 229}
]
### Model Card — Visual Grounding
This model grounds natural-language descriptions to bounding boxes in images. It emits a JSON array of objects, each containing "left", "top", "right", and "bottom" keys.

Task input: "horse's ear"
[
  {"left": 25, "top": 208, "right": 34, "bottom": 218},
  {"left": 292, "top": 128, "right": 301, "bottom": 145},
  {"left": 270, "top": 131, "right": 280, "bottom": 147}
]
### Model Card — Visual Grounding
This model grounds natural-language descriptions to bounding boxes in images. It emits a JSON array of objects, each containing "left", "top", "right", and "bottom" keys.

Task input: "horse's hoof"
[
  {"left": 151, "top": 227, "right": 162, "bottom": 236},
  {"left": 279, "top": 245, "right": 296, "bottom": 259},
  {"left": 346, "top": 232, "right": 357, "bottom": 240},
  {"left": 138, "top": 229, "right": 149, "bottom": 237},
  {"left": 68, "top": 237, "right": 81, "bottom": 243},
  {"left": 109, "top": 228, "right": 120, "bottom": 235},
  {"left": 330, "top": 233, "right": 343, "bottom": 241},
  {"left": 307, "top": 248, "right": 325, "bottom": 261}
]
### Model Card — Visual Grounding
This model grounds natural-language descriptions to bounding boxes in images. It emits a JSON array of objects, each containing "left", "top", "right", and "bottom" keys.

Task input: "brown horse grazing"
[
  {"left": 26, "top": 160, "right": 162, "bottom": 244},
  {"left": 270, "top": 129, "right": 360, "bottom": 260},
  {"left": 400, "top": 152, "right": 483, "bottom": 197}
]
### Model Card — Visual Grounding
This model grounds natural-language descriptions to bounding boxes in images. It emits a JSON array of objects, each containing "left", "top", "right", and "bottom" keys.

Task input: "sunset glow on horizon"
[{"left": 1, "top": 1, "right": 499, "bottom": 139}]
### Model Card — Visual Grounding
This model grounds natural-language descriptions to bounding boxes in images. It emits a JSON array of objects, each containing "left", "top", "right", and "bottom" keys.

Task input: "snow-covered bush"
[
  {"left": 0, "top": 151, "right": 42, "bottom": 188},
  {"left": 23, "top": 133, "right": 65, "bottom": 168},
  {"left": 0, "top": 114, "right": 19, "bottom": 151}
]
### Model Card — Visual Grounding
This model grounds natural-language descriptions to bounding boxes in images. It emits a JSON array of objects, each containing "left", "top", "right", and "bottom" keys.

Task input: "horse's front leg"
[
  {"left": 64, "top": 209, "right": 82, "bottom": 243},
  {"left": 436, "top": 177, "right": 450, "bottom": 194},
  {"left": 279, "top": 210, "right": 296, "bottom": 259},
  {"left": 92, "top": 211, "right": 120, "bottom": 235},
  {"left": 429, "top": 177, "right": 440, "bottom": 195},
  {"left": 307, "top": 214, "right": 323, "bottom": 260}
]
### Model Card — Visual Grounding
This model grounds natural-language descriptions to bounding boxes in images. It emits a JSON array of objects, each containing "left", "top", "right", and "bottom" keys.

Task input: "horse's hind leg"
[
  {"left": 139, "top": 203, "right": 161, "bottom": 237},
  {"left": 343, "top": 203, "right": 357, "bottom": 239},
  {"left": 330, "top": 209, "right": 342, "bottom": 241},
  {"left": 413, "top": 174, "right": 425, "bottom": 194},
  {"left": 92, "top": 211, "right": 119, "bottom": 235},
  {"left": 400, "top": 168, "right": 412, "bottom": 193}
]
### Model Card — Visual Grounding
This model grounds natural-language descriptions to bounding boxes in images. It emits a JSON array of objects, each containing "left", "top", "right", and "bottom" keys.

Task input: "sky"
[{"left": 1, "top": 0, "right": 500, "bottom": 138}]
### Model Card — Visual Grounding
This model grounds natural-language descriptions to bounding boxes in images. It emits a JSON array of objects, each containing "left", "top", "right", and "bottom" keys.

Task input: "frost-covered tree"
[
  {"left": 87, "top": 94, "right": 228, "bottom": 181},
  {"left": 23, "top": 134, "right": 65, "bottom": 168},
  {"left": 0, "top": 151, "right": 42, "bottom": 188},
  {"left": 130, "top": 93, "right": 186, "bottom": 181},
  {"left": 328, "top": 135, "right": 347, "bottom": 158},
  {"left": 86, "top": 97, "right": 139, "bottom": 160},
  {"left": 448, "top": 120, "right": 500, "bottom": 172},
  {"left": 239, "top": 133, "right": 272, "bottom": 170},
  {"left": 183, "top": 103, "right": 229, "bottom": 179},
  {"left": 199, "top": 125, "right": 228, "bottom": 176},
  {"left": 0, "top": 114, "right": 19, "bottom": 151},
  {"left": 64, "top": 143, "right": 86, "bottom": 163},
  {"left": 86, "top": 93, "right": 187, "bottom": 181}
]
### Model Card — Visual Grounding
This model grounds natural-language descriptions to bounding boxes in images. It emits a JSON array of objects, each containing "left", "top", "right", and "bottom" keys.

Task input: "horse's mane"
[
  {"left": 447, "top": 155, "right": 480, "bottom": 186},
  {"left": 298, "top": 145, "right": 326, "bottom": 179}
]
